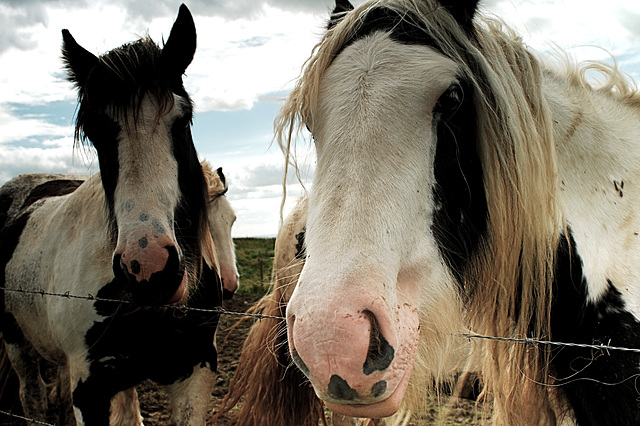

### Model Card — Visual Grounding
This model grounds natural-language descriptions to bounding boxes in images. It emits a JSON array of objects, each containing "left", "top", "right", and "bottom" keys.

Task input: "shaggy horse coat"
[
  {"left": 0, "top": 163, "right": 236, "bottom": 424},
  {"left": 213, "top": 196, "right": 319, "bottom": 425},
  {"left": 0, "top": 5, "right": 225, "bottom": 425},
  {"left": 224, "top": 0, "right": 640, "bottom": 424}
]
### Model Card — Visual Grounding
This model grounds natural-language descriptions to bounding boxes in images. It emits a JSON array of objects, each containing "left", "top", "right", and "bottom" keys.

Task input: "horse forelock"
[
  {"left": 277, "top": 0, "right": 564, "bottom": 421},
  {"left": 73, "top": 37, "right": 193, "bottom": 147}
]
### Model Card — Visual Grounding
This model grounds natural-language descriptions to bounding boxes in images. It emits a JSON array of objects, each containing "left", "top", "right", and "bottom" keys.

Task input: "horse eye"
[
  {"left": 172, "top": 115, "right": 190, "bottom": 132},
  {"left": 83, "top": 112, "right": 120, "bottom": 146},
  {"left": 435, "top": 83, "right": 464, "bottom": 114}
]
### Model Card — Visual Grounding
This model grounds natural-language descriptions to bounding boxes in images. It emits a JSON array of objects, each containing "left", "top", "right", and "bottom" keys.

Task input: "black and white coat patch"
[{"left": 0, "top": 172, "right": 223, "bottom": 425}]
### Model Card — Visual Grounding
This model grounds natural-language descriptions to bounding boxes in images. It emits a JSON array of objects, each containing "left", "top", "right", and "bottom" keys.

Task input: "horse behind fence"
[
  {"left": 225, "top": 0, "right": 640, "bottom": 424},
  {"left": 0, "top": 5, "right": 232, "bottom": 425}
]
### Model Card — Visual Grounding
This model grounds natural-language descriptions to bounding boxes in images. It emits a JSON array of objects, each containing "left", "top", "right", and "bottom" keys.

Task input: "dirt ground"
[{"left": 137, "top": 294, "right": 487, "bottom": 426}]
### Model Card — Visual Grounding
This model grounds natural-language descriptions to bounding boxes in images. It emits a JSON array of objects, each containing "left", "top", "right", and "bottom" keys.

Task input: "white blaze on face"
[
  {"left": 111, "top": 94, "right": 187, "bottom": 302},
  {"left": 286, "top": 32, "right": 461, "bottom": 418}
]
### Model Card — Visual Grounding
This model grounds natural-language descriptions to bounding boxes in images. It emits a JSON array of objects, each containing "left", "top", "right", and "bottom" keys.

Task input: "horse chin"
[
  {"left": 325, "top": 362, "right": 413, "bottom": 419},
  {"left": 166, "top": 274, "right": 188, "bottom": 305}
]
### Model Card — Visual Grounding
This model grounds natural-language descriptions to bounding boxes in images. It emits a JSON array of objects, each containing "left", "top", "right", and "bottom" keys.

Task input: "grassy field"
[{"left": 233, "top": 237, "right": 276, "bottom": 297}]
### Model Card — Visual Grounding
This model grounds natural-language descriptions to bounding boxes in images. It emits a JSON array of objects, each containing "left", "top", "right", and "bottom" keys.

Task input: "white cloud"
[
  {"left": 0, "top": 2, "right": 326, "bottom": 113},
  {"left": 0, "top": 143, "right": 98, "bottom": 184},
  {"left": 484, "top": 0, "right": 640, "bottom": 79},
  {"left": 2, "top": 0, "right": 640, "bottom": 238},
  {"left": 0, "top": 105, "right": 72, "bottom": 144},
  {"left": 184, "top": 4, "right": 325, "bottom": 112},
  {"left": 201, "top": 146, "right": 312, "bottom": 237}
]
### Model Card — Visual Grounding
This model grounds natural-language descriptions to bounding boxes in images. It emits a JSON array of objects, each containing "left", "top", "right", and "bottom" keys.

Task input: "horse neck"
[
  {"left": 545, "top": 70, "right": 640, "bottom": 205},
  {"left": 544, "top": 69, "right": 640, "bottom": 302},
  {"left": 65, "top": 175, "right": 111, "bottom": 231}
]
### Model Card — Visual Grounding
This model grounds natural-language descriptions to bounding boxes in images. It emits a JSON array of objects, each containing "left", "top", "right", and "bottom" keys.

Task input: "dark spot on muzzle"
[
  {"left": 112, "top": 246, "right": 184, "bottom": 305},
  {"left": 328, "top": 375, "right": 359, "bottom": 401},
  {"left": 138, "top": 237, "right": 148, "bottom": 249},
  {"left": 222, "top": 288, "right": 235, "bottom": 300},
  {"left": 371, "top": 380, "right": 387, "bottom": 398},
  {"left": 152, "top": 218, "right": 166, "bottom": 234},
  {"left": 363, "top": 311, "right": 395, "bottom": 375},
  {"left": 124, "top": 199, "right": 135, "bottom": 213}
]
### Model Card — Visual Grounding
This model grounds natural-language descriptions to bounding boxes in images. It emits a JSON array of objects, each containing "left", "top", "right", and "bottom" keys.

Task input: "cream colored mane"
[
  {"left": 274, "top": 0, "right": 640, "bottom": 423},
  {"left": 196, "top": 160, "right": 225, "bottom": 275}
]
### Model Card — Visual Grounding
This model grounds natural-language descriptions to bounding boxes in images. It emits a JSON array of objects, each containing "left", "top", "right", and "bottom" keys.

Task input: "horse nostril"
[
  {"left": 290, "top": 346, "right": 310, "bottom": 378},
  {"left": 130, "top": 260, "right": 141, "bottom": 275},
  {"left": 328, "top": 375, "right": 359, "bottom": 401},
  {"left": 113, "top": 254, "right": 128, "bottom": 280},
  {"left": 363, "top": 310, "right": 395, "bottom": 375}
]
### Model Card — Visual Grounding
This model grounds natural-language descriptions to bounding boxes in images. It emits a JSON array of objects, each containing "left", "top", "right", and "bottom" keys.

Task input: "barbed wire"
[
  {"left": 461, "top": 332, "right": 640, "bottom": 354},
  {"left": 0, "top": 409, "right": 56, "bottom": 426},
  {"left": 0, "top": 286, "right": 286, "bottom": 321},
  {"left": 4, "top": 286, "right": 640, "bottom": 353},
  {"left": 2, "top": 287, "right": 640, "bottom": 425}
]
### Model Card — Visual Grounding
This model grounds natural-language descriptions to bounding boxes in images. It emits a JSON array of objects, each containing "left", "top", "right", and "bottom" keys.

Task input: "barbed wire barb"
[
  {"left": 0, "top": 286, "right": 285, "bottom": 321},
  {"left": 461, "top": 332, "right": 640, "bottom": 354},
  {"left": 3, "top": 287, "right": 640, "bottom": 425}
]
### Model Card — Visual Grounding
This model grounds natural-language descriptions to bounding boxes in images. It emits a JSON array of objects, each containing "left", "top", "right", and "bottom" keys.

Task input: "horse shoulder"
[
  {"left": 4, "top": 176, "right": 110, "bottom": 357},
  {"left": 545, "top": 71, "right": 640, "bottom": 308}
]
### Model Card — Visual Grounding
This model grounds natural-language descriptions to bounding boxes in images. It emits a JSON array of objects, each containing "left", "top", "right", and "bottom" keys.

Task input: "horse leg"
[
  {"left": 166, "top": 364, "right": 216, "bottom": 425},
  {"left": 4, "top": 341, "right": 49, "bottom": 423},
  {"left": 50, "top": 364, "right": 76, "bottom": 426},
  {"left": 71, "top": 375, "right": 116, "bottom": 426},
  {"left": 109, "top": 388, "right": 143, "bottom": 426}
]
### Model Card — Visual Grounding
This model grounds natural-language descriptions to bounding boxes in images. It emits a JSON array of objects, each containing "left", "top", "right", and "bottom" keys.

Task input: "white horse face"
[
  {"left": 209, "top": 191, "right": 239, "bottom": 298},
  {"left": 61, "top": 7, "right": 208, "bottom": 306},
  {"left": 109, "top": 95, "right": 186, "bottom": 304},
  {"left": 286, "top": 30, "right": 475, "bottom": 417}
]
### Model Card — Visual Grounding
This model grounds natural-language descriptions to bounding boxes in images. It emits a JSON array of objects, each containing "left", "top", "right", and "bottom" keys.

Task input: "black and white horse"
[
  {"left": 0, "top": 5, "right": 226, "bottom": 425},
  {"left": 271, "top": 0, "right": 640, "bottom": 424}
]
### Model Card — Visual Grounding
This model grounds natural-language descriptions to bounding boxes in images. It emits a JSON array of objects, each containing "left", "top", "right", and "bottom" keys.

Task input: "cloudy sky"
[{"left": 1, "top": 0, "right": 639, "bottom": 237}]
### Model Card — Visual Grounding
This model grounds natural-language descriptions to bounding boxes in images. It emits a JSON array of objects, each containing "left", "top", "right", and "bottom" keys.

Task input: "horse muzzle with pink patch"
[
  {"left": 112, "top": 220, "right": 185, "bottom": 305},
  {"left": 286, "top": 291, "right": 420, "bottom": 418}
]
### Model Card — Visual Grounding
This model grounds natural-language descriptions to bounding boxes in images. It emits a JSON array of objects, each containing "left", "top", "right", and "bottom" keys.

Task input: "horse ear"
[
  {"left": 328, "top": 0, "right": 354, "bottom": 30},
  {"left": 162, "top": 4, "right": 197, "bottom": 77},
  {"left": 216, "top": 167, "right": 227, "bottom": 188},
  {"left": 438, "top": 0, "right": 479, "bottom": 30},
  {"left": 61, "top": 29, "right": 98, "bottom": 87}
]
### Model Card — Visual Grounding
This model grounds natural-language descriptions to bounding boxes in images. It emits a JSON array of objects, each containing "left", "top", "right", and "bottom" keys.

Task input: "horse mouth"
[
  {"left": 113, "top": 246, "right": 187, "bottom": 305},
  {"left": 324, "top": 362, "right": 413, "bottom": 418}
]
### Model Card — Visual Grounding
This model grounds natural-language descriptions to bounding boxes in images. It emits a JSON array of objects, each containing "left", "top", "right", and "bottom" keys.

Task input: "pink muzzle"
[
  {"left": 286, "top": 289, "right": 420, "bottom": 418},
  {"left": 112, "top": 221, "right": 185, "bottom": 305}
]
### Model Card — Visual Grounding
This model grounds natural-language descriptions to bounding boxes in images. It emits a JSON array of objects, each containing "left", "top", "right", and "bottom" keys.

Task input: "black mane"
[{"left": 72, "top": 37, "right": 193, "bottom": 145}]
